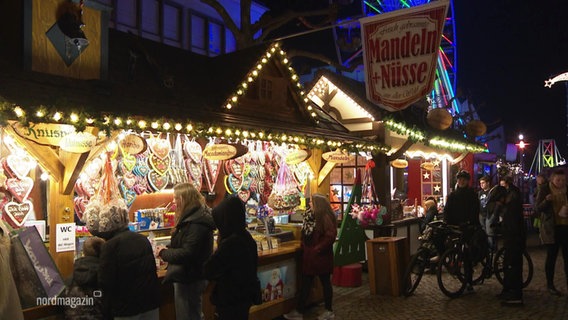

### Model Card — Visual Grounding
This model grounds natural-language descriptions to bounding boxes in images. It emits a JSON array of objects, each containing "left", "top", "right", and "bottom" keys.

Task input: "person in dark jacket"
[
  {"left": 64, "top": 236, "right": 105, "bottom": 320},
  {"left": 94, "top": 202, "right": 161, "bottom": 320},
  {"left": 444, "top": 170, "right": 481, "bottom": 227},
  {"left": 443, "top": 170, "right": 482, "bottom": 292},
  {"left": 204, "top": 196, "right": 259, "bottom": 320},
  {"left": 284, "top": 193, "right": 337, "bottom": 320},
  {"left": 535, "top": 169, "right": 568, "bottom": 296},
  {"left": 494, "top": 177, "right": 527, "bottom": 306},
  {"left": 157, "top": 183, "right": 215, "bottom": 320}
]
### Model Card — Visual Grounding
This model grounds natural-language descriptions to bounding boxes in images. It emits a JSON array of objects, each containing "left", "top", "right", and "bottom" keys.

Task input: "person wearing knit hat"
[{"left": 94, "top": 198, "right": 161, "bottom": 319}]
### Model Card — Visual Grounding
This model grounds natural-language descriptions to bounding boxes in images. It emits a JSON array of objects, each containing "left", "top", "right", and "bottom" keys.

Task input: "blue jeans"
[
  {"left": 480, "top": 214, "right": 497, "bottom": 251},
  {"left": 174, "top": 280, "right": 208, "bottom": 320},
  {"left": 114, "top": 308, "right": 159, "bottom": 320}
]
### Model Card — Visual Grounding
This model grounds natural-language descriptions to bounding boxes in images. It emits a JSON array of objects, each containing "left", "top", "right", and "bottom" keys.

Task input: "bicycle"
[
  {"left": 475, "top": 233, "right": 534, "bottom": 288},
  {"left": 402, "top": 220, "right": 453, "bottom": 296},
  {"left": 436, "top": 224, "right": 489, "bottom": 298}
]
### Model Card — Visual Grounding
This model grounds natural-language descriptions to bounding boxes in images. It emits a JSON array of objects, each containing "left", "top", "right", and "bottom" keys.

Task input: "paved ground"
[{"left": 275, "top": 232, "right": 568, "bottom": 320}]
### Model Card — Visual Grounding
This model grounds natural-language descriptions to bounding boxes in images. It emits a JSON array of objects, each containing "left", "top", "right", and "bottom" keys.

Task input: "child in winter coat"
[{"left": 64, "top": 236, "right": 105, "bottom": 320}]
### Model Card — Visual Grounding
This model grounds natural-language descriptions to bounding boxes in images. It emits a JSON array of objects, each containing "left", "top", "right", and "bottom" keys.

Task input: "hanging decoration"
[{"left": 267, "top": 161, "right": 300, "bottom": 211}]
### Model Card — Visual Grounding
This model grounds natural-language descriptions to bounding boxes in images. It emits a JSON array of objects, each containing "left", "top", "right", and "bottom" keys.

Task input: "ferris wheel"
[{"left": 334, "top": 0, "right": 459, "bottom": 113}]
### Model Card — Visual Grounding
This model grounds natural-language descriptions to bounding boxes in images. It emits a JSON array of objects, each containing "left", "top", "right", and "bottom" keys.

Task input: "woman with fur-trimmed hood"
[{"left": 0, "top": 220, "right": 23, "bottom": 320}]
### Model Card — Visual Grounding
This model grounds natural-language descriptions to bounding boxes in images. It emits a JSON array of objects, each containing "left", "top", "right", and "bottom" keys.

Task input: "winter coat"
[
  {"left": 98, "top": 228, "right": 161, "bottom": 317},
  {"left": 443, "top": 186, "right": 480, "bottom": 227},
  {"left": 535, "top": 183, "right": 568, "bottom": 244},
  {"left": 160, "top": 205, "right": 215, "bottom": 284},
  {"left": 501, "top": 185, "right": 526, "bottom": 249},
  {"left": 0, "top": 225, "right": 23, "bottom": 320},
  {"left": 63, "top": 256, "right": 104, "bottom": 320},
  {"left": 204, "top": 196, "right": 259, "bottom": 308},
  {"left": 301, "top": 214, "right": 337, "bottom": 275}
]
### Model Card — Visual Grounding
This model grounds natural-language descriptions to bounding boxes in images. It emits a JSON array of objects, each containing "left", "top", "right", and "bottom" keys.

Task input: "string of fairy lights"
[
  {"left": 0, "top": 41, "right": 485, "bottom": 156},
  {"left": 0, "top": 103, "right": 392, "bottom": 154},
  {"left": 384, "top": 118, "right": 487, "bottom": 153}
]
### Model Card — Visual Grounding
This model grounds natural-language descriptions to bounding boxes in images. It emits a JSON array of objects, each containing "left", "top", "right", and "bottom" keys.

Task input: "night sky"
[{"left": 453, "top": 0, "right": 568, "bottom": 159}]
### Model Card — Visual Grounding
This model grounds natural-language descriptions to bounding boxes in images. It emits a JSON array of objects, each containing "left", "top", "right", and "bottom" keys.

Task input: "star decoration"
[
  {"left": 432, "top": 160, "right": 440, "bottom": 167},
  {"left": 423, "top": 172, "right": 430, "bottom": 180},
  {"left": 545, "top": 79, "right": 553, "bottom": 88},
  {"left": 434, "top": 185, "right": 441, "bottom": 193}
]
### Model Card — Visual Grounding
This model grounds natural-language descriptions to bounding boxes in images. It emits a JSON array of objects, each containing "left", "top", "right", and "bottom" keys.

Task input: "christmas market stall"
[{"left": 0, "top": 2, "right": 390, "bottom": 318}]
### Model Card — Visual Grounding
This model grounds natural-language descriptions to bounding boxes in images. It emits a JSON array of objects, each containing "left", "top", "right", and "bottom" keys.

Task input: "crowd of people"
[
  {"left": 4, "top": 168, "right": 568, "bottom": 319},
  {"left": 57, "top": 183, "right": 336, "bottom": 320}
]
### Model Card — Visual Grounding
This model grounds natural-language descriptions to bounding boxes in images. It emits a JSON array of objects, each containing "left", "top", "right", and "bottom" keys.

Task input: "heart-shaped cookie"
[
  {"left": 122, "top": 172, "right": 137, "bottom": 189},
  {"left": 203, "top": 159, "right": 221, "bottom": 193},
  {"left": 7, "top": 154, "right": 34, "bottom": 180},
  {"left": 6, "top": 177, "right": 34, "bottom": 202},
  {"left": 123, "top": 189, "right": 137, "bottom": 207},
  {"left": 237, "top": 189, "right": 251, "bottom": 202},
  {"left": 148, "top": 170, "right": 169, "bottom": 191},
  {"left": 122, "top": 153, "right": 137, "bottom": 172},
  {"left": 148, "top": 154, "right": 171, "bottom": 176},
  {"left": 184, "top": 140, "right": 203, "bottom": 163},
  {"left": 149, "top": 138, "right": 171, "bottom": 160},
  {"left": 74, "top": 196, "right": 88, "bottom": 221},
  {"left": 185, "top": 159, "right": 202, "bottom": 182},
  {"left": 3, "top": 200, "right": 33, "bottom": 228}
]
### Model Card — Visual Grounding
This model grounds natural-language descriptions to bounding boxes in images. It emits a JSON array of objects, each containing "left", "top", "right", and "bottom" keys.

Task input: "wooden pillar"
[
  {"left": 372, "top": 153, "right": 391, "bottom": 209},
  {"left": 48, "top": 179, "right": 75, "bottom": 278}
]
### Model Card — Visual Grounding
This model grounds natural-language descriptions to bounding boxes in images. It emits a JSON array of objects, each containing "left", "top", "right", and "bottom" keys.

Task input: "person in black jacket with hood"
[
  {"left": 157, "top": 183, "right": 215, "bottom": 320},
  {"left": 64, "top": 236, "right": 105, "bottom": 320},
  {"left": 204, "top": 196, "right": 259, "bottom": 320}
]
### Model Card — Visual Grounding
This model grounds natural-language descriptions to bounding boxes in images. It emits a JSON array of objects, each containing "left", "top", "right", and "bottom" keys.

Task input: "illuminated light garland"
[
  {"left": 0, "top": 103, "right": 390, "bottom": 154},
  {"left": 384, "top": 117, "right": 486, "bottom": 153},
  {"left": 221, "top": 42, "right": 317, "bottom": 124}
]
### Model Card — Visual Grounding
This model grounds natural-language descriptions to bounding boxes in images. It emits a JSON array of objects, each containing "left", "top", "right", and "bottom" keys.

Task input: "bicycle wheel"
[
  {"left": 493, "top": 248, "right": 534, "bottom": 288},
  {"left": 437, "top": 247, "right": 467, "bottom": 298},
  {"left": 471, "top": 250, "right": 490, "bottom": 285},
  {"left": 402, "top": 248, "right": 429, "bottom": 296},
  {"left": 522, "top": 250, "right": 534, "bottom": 288}
]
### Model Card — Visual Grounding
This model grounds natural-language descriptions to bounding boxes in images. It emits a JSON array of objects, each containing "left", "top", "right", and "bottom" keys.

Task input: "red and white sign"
[{"left": 360, "top": 0, "right": 449, "bottom": 111}]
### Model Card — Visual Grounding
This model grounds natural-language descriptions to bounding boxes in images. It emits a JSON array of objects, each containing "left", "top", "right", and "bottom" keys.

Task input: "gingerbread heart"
[
  {"left": 7, "top": 154, "right": 34, "bottom": 180},
  {"left": 123, "top": 189, "right": 137, "bottom": 207},
  {"left": 148, "top": 170, "right": 169, "bottom": 191},
  {"left": 3, "top": 200, "right": 33, "bottom": 228},
  {"left": 133, "top": 156, "right": 150, "bottom": 177},
  {"left": 74, "top": 196, "right": 88, "bottom": 221},
  {"left": 184, "top": 140, "right": 203, "bottom": 163},
  {"left": 237, "top": 189, "right": 251, "bottom": 202},
  {"left": 122, "top": 172, "right": 137, "bottom": 189},
  {"left": 149, "top": 138, "right": 171, "bottom": 160},
  {"left": 6, "top": 177, "right": 34, "bottom": 202},
  {"left": 122, "top": 153, "right": 137, "bottom": 172},
  {"left": 185, "top": 159, "right": 202, "bottom": 182},
  {"left": 148, "top": 154, "right": 171, "bottom": 176},
  {"left": 203, "top": 159, "right": 221, "bottom": 193}
]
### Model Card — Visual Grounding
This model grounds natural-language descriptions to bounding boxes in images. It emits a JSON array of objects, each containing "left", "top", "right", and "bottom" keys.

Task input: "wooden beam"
[
  {"left": 86, "top": 131, "right": 119, "bottom": 163},
  {"left": 4, "top": 123, "right": 64, "bottom": 182},
  {"left": 48, "top": 178, "right": 74, "bottom": 278}
]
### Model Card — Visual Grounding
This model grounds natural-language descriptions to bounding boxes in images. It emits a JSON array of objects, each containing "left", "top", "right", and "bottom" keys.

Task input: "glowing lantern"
[
  {"left": 390, "top": 158, "right": 408, "bottom": 169},
  {"left": 426, "top": 108, "right": 453, "bottom": 130},
  {"left": 465, "top": 120, "right": 487, "bottom": 137}
]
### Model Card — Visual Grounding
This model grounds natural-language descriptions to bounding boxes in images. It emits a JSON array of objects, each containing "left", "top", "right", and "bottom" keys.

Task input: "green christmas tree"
[{"left": 333, "top": 169, "right": 368, "bottom": 266}]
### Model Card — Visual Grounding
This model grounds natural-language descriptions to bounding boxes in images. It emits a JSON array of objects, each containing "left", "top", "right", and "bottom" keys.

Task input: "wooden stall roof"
[{"left": 0, "top": 29, "right": 372, "bottom": 144}]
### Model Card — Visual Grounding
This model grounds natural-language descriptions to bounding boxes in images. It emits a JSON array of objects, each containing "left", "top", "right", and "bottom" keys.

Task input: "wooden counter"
[{"left": 23, "top": 241, "right": 312, "bottom": 320}]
